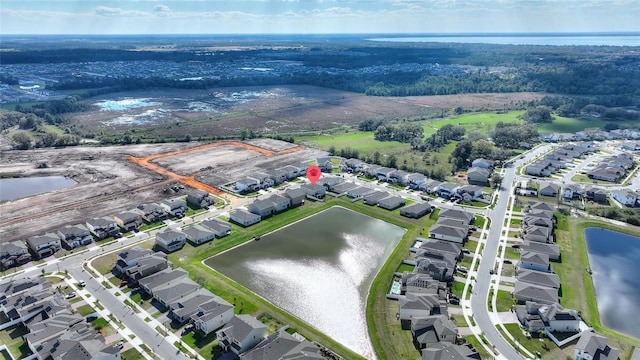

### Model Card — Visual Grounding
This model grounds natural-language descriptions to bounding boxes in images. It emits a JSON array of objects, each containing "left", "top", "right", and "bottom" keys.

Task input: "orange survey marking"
[{"left": 127, "top": 141, "right": 305, "bottom": 196}]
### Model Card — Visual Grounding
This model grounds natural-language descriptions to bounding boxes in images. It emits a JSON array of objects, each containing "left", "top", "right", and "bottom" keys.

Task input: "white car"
[{"left": 65, "top": 292, "right": 76, "bottom": 299}]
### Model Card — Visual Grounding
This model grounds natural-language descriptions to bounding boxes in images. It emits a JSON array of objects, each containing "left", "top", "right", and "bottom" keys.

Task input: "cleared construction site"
[{"left": 0, "top": 139, "right": 326, "bottom": 242}]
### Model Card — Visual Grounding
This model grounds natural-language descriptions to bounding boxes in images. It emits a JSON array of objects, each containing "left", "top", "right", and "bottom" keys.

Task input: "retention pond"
[
  {"left": 584, "top": 227, "right": 640, "bottom": 339},
  {"left": 0, "top": 176, "right": 77, "bottom": 201},
  {"left": 205, "top": 206, "right": 406, "bottom": 358}
]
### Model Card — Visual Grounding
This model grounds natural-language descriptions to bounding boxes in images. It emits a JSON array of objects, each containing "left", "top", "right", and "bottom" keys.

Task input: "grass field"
[
  {"left": 537, "top": 115, "right": 634, "bottom": 134},
  {"left": 423, "top": 111, "right": 524, "bottom": 136}
]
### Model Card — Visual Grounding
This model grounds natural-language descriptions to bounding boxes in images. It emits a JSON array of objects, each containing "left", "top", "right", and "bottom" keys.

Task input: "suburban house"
[
  {"left": 235, "top": 177, "right": 260, "bottom": 193},
  {"left": 266, "top": 168, "right": 288, "bottom": 185},
  {"left": 282, "top": 187, "right": 306, "bottom": 207},
  {"left": 526, "top": 160, "right": 553, "bottom": 177},
  {"left": 300, "top": 183, "right": 326, "bottom": 199},
  {"left": 183, "top": 224, "right": 216, "bottom": 246},
  {"left": 86, "top": 217, "right": 120, "bottom": 239},
  {"left": 138, "top": 268, "right": 189, "bottom": 296},
  {"left": 574, "top": 332, "right": 620, "bottom": 360},
  {"left": 437, "top": 182, "right": 459, "bottom": 198},
  {"left": 248, "top": 194, "right": 291, "bottom": 218},
  {"left": 56, "top": 224, "right": 92, "bottom": 249},
  {"left": 364, "top": 164, "right": 382, "bottom": 178},
  {"left": 347, "top": 186, "right": 374, "bottom": 199},
  {"left": 378, "top": 195, "right": 406, "bottom": 210},
  {"left": 124, "top": 253, "right": 169, "bottom": 281},
  {"left": 134, "top": 203, "right": 168, "bottom": 223},
  {"left": 514, "top": 281, "right": 558, "bottom": 304},
  {"left": 415, "top": 258, "right": 455, "bottom": 282},
  {"left": 457, "top": 185, "right": 483, "bottom": 199},
  {"left": 389, "top": 170, "right": 411, "bottom": 185},
  {"left": 562, "top": 184, "right": 582, "bottom": 200},
  {"left": 612, "top": 189, "right": 639, "bottom": 207},
  {"left": 411, "top": 315, "right": 457, "bottom": 349},
  {"left": 160, "top": 197, "right": 187, "bottom": 218},
  {"left": 331, "top": 181, "right": 358, "bottom": 195},
  {"left": 400, "top": 202, "right": 433, "bottom": 219},
  {"left": 516, "top": 301, "right": 582, "bottom": 333},
  {"left": 400, "top": 272, "right": 445, "bottom": 295},
  {"left": 113, "top": 211, "right": 143, "bottom": 232},
  {"left": 190, "top": 296, "right": 235, "bottom": 335},
  {"left": 363, "top": 191, "right": 390, "bottom": 205},
  {"left": 279, "top": 164, "right": 305, "bottom": 180},
  {"left": 420, "top": 179, "right": 442, "bottom": 194},
  {"left": 417, "top": 239, "right": 463, "bottom": 260},
  {"left": 539, "top": 182, "right": 559, "bottom": 197},
  {"left": 186, "top": 189, "right": 215, "bottom": 209},
  {"left": 522, "top": 225, "right": 552, "bottom": 243},
  {"left": 113, "top": 246, "right": 153, "bottom": 275},
  {"left": 472, "top": 158, "right": 493, "bottom": 169},
  {"left": 169, "top": 289, "right": 216, "bottom": 323},
  {"left": 229, "top": 209, "right": 261, "bottom": 227},
  {"left": 523, "top": 215, "right": 554, "bottom": 229},
  {"left": 428, "top": 225, "right": 467, "bottom": 244},
  {"left": 587, "top": 165, "right": 625, "bottom": 183},
  {"left": 519, "top": 251, "right": 550, "bottom": 272},
  {"left": 343, "top": 158, "right": 364, "bottom": 173},
  {"left": 252, "top": 172, "right": 275, "bottom": 189},
  {"left": 155, "top": 228, "right": 187, "bottom": 253},
  {"left": 439, "top": 209, "right": 475, "bottom": 224},
  {"left": 376, "top": 167, "right": 396, "bottom": 181},
  {"left": 0, "top": 241, "right": 31, "bottom": 270},
  {"left": 240, "top": 329, "right": 324, "bottom": 360},
  {"left": 516, "top": 269, "right": 560, "bottom": 289},
  {"left": 26, "top": 233, "right": 61, "bottom": 259},
  {"left": 201, "top": 218, "right": 232, "bottom": 238},
  {"left": 584, "top": 186, "right": 608, "bottom": 204},
  {"left": 399, "top": 293, "right": 448, "bottom": 323},
  {"left": 467, "top": 167, "right": 491, "bottom": 186},
  {"left": 316, "top": 157, "right": 333, "bottom": 172},
  {"left": 415, "top": 248, "right": 458, "bottom": 268},
  {"left": 520, "top": 241, "right": 561, "bottom": 261},
  {"left": 421, "top": 343, "right": 481, "bottom": 360},
  {"left": 153, "top": 277, "right": 200, "bottom": 309},
  {"left": 408, "top": 173, "right": 428, "bottom": 189},
  {"left": 216, "top": 315, "right": 268, "bottom": 355}
]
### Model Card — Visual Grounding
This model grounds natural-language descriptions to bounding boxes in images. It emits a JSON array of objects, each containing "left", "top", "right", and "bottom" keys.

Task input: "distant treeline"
[{"left": 4, "top": 42, "right": 639, "bottom": 108}]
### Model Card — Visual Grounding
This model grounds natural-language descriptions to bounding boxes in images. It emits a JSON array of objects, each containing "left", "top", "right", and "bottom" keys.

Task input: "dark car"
[{"left": 449, "top": 298, "right": 460, "bottom": 305}]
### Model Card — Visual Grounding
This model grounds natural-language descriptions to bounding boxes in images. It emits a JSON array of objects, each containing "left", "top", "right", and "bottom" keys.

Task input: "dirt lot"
[
  {"left": 71, "top": 86, "right": 548, "bottom": 139},
  {"left": 0, "top": 139, "right": 325, "bottom": 242},
  {"left": 153, "top": 144, "right": 264, "bottom": 176}
]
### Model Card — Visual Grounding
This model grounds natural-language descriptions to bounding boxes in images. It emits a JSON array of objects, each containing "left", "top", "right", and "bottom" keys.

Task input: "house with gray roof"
[
  {"left": 378, "top": 195, "right": 405, "bottom": 210},
  {"left": 331, "top": 181, "right": 358, "bottom": 195},
  {"left": 230, "top": 208, "right": 261, "bottom": 227},
  {"left": 124, "top": 253, "right": 169, "bottom": 281},
  {"left": 389, "top": 170, "right": 411, "bottom": 185},
  {"left": 517, "top": 269, "right": 560, "bottom": 289},
  {"left": 437, "top": 182, "right": 460, "bottom": 198},
  {"left": 467, "top": 167, "right": 491, "bottom": 186},
  {"left": 612, "top": 189, "right": 639, "bottom": 207},
  {"left": 472, "top": 158, "right": 493, "bottom": 169},
  {"left": 400, "top": 272, "right": 445, "bottom": 295},
  {"left": 584, "top": 186, "right": 608, "bottom": 204},
  {"left": 574, "top": 332, "right": 620, "bottom": 360},
  {"left": 376, "top": 167, "right": 396, "bottom": 181},
  {"left": 439, "top": 209, "right": 474, "bottom": 224},
  {"left": 190, "top": 296, "right": 234, "bottom": 335},
  {"left": 300, "top": 183, "right": 326, "bottom": 199},
  {"left": 160, "top": 197, "right": 187, "bottom": 218},
  {"left": 155, "top": 228, "right": 187, "bottom": 253},
  {"left": 57, "top": 224, "right": 92, "bottom": 249},
  {"left": 347, "top": 186, "right": 374, "bottom": 199},
  {"left": 420, "top": 179, "right": 442, "bottom": 193},
  {"left": 86, "top": 217, "right": 119, "bottom": 239},
  {"left": 113, "top": 246, "right": 153, "bottom": 275},
  {"left": 216, "top": 315, "right": 268, "bottom": 355},
  {"left": 539, "top": 182, "right": 559, "bottom": 197},
  {"left": 411, "top": 315, "right": 457, "bottom": 349},
  {"left": 399, "top": 293, "right": 447, "bottom": 323},
  {"left": 416, "top": 257, "right": 455, "bottom": 282},
  {"left": 26, "top": 233, "right": 61, "bottom": 259},
  {"left": 201, "top": 218, "right": 232, "bottom": 238},
  {"left": 417, "top": 239, "right": 463, "bottom": 259},
  {"left": 519, "top": 251, "right": 550, "bottom": 272},
  {"left": 428, "top": 225, "right": 467, "bottom": 244},
  {"left": 240, "top": 330, "right": 324, "bottom": 360},
  {"left": 113, "top": 211, "right": 143, "bottom": 232},
  {"left": 1, "top": 240, "right": 31, "bottom": 270},
  {"left": 343, "top": 158, "right": 364, "bottom": 173},
  {"left": 514, "top": 281, "right": 558, "bottom": 304},
  {"left": 282, "top": 187, "right": 306, "bottom": 206},
  {"left": 134, "top": 203, "right": 169, "bottom": 223},
  {"left": 248, "top": 194, "right": 290, "bottom": 218},
  {"left": 363, "top": 190, "right": 389, "bottom": 205},
  {"left": 522, "top": 225, "right": 552, "bottom": 243},
  {"left": 521, "top": 241, "right": 560, "bottom": 261},
  {"left": 169, "top": 289, "right": 215, "bottom": 323},
  {"left": 138, "top": 268, "right": 189, "bottom": 295},
  {"left": 415, "top": 249, "right": 458, "bottom": 268},
  {"left": 183, "top": 224, "right": 216, "bottom": 246},
  {"left": 235, "top": 177, "right": 260, "bottom": 193},
  {"left": 523, "top": 215, "right": 554, "bottom": 229},
  {"left": 400, "top": 202, "right": 432, "bottom": 219},
  {"left": 457, "top": 185, "right": 483, "bottom": 198},
  {"left": 408, "top": 173, "right": 428, "bottom": 189},
  {"left": 153, "top": 278, "right": 200, "bottom": 309},
  {"left": 421, "top": 343, "right": 481, "bottom": 360},
  {"left": 187, "top": 189, "right": 215, "bottom": 209}
]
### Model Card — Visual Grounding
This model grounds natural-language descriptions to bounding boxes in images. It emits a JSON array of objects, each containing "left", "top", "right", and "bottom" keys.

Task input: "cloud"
[{"left": 94, "top": 6, "right": 123, "bottom": 17}]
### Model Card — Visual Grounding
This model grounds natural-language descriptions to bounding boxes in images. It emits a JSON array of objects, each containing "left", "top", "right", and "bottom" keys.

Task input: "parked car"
[
  {"left": 78, "top": 280, "right": 86, "bottom": 287},
  {"left": 65, "top": 292, "right": 76, "bottom": 299},
  {"left": 449, "top": 298, "right": 460, "bottom": 305},
  {"left": 86, "top": 313, "right": 100, "bottom": 322}
]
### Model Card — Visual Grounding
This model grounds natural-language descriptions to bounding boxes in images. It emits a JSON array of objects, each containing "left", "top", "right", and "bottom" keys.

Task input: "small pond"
[{"left": 0, "top": 176, "right": 77, "bottom": 201}]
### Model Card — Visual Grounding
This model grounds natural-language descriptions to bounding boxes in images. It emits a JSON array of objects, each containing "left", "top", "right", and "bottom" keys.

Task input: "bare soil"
[
  {"left": 0, "top": 139, "right": 325, "bottom": 242},
  {"left": 404, "top": 92, "right": 546, "bottom": 108}
]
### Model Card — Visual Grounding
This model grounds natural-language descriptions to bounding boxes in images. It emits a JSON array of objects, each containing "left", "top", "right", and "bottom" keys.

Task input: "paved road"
[{"left": 470, "top": 161, "right": 524, "bottom": 360}]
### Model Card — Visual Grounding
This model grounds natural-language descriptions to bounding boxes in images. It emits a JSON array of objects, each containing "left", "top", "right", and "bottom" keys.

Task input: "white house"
[
  {"left": 57, "top": 224, "right": 92, "bottom": 249},
  {"left": 155, "top": 229, "right": 187, "bottom": 253},
  {"left": 519, "top": 251, "right": 550, "bottom": 272},
  {"left": 612, "top": 189, "right": 639, "bottom": 207},
  {"left": 229, "top": 209, "right": 261, "bottom": 227},
  {"left": 191, "top": 297, "right": 235, "bottom": 335},
  {"left": 183, "top": 224, "right": 216, "bottom": 246},
  {"left": 574, "top": 332, "right": 620, "bottom": 360},
  {"left": 428, "top": 225, "right": 467, "bottom": 244},
  {"left": 201, "top": 218, "right": 232, "bottom": 238},
  {"left": 216, "top": 315, "right": 267, "bottom": 355},
  {"left": 86, "top": 217, "right": 119, "bottom": 239},
  {"left": 160, "top": 198, "right": 187, "bottom": 218}
]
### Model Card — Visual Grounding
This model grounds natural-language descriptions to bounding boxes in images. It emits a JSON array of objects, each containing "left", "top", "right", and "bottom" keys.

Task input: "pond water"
[
  {"left": 584, "top": 227, "right": 640, "bottom": 339},
  {"left": 206, "top": 206, "right": 406, "bottom": 358},
  {"left": 94, "top": 98, "right": 160, "bottom": 111},
  {"left": 0, "top": 176, "right": 77, "bottom": 201}
]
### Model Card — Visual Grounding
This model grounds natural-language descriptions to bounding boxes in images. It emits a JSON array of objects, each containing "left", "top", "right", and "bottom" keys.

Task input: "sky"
[{"left": 1, "top": 0, "right": 639, "bottom": 35}]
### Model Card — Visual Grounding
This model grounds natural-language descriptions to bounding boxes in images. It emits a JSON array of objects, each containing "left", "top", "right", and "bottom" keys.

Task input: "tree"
[
  {"left": 470, "top": 139, "right": 495, "bottom": 160},
  {"left": 452, "top": 140, "right": 473, "bottom": 170},
  {"left": 490, "top": 173, "right": 503, "bottom": 188},
  {"left": 387, "top": 155, "right": 397, "bottom": 168},
  {"left": 39, "top": 132, "right": 59, "bottom": 147},
  {"left": 328, "top": 145, "right": 336, "bottom": 156},
  {"left": 523, "top": 106, "right": 553, "bottom": 123},
  {"left": 12, "top": 132, "right": 32, "bottom": 149}
]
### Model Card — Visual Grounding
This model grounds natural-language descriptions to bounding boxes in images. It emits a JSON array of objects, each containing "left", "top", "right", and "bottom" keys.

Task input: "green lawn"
[
  {"left": 0, "top": 325, "right": 30, "bottom": 360},
  {"left": 463, "top": 335, "right": 493, "bottom": 360},
  {"left": 449, "top": 281, "right": 465, "bottom": 299},
  {"left": 424, "top": 111, "right": 524, "bottom": 137},
  {"left": 120, "top": 348, "right": 145, "bottom": 360},
  {"left": 396, "top": 263, "right": 415, "bottom": 273},
  {"left": 296, "top": 131, "right": 410, "bottom": 153},
  {"left": 496, "top": 290, "right": 515, "bottom": 312},
  {"left": 76, "top": 304, "right": 95, "bottom": 316},
  {"left": 464, "top": 240, "right": 479, "bottom": 253},
  {"left": 537, "top": 115, "right": 634, "bottom": 134}
]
